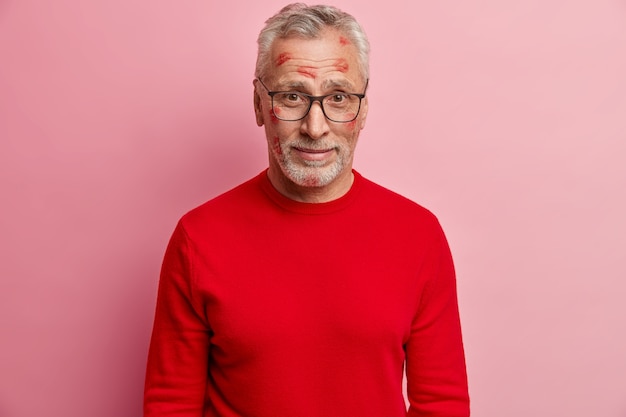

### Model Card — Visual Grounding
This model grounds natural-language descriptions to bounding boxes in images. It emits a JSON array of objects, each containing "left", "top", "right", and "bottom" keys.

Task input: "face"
[{"left": 253, "top": 29, "right": 368, "bottom": 202}]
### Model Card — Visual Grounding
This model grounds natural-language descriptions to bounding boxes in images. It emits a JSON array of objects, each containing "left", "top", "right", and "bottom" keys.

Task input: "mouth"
[
  {"left": 294, "top": 146, "right": 332, "bottom": 153},
  {"left": 292, "top": 146, "right": 335, "bottom": 161}
]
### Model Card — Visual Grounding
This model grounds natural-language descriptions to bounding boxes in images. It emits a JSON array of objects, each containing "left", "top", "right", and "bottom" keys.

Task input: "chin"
[{"left": 283, "top": 163, "right": 343, "bottom": 188}]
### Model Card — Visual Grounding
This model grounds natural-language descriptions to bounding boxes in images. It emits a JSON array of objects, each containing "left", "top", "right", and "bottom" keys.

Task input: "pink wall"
[{"left": 1, "top": 1, "right": 625, "bottom": 416}]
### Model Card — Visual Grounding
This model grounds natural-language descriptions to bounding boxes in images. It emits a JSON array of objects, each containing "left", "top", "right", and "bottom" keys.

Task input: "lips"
[
  {"left": 293, "top": 146, "right": 334, "bottom": 161},
  {"left": 295, "top": 147, "right": 331, "bottom": 153}
]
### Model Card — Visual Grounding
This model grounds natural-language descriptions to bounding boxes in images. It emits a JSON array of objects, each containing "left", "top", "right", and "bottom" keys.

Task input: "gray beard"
[
  {"left": 281, "top": 157, "right": 344, "bottom": 187},
  {"left": 279, "top": 143, "right": 346, "bottom": 187}
]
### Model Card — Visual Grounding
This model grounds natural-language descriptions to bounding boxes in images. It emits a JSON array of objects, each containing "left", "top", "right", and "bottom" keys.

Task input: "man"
[{"left": 144, "top": 3, "right": 470, "bottom": 417}]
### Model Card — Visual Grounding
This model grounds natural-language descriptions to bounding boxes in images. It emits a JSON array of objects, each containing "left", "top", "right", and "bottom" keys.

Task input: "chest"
[{"left": 194, "top": 220, "right": 426, "bottom": 360}]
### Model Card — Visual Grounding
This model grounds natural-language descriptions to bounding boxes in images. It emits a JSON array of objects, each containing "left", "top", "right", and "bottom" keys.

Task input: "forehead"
[{"left": 267, "top": 29, "right": 364, "bottom": 87}]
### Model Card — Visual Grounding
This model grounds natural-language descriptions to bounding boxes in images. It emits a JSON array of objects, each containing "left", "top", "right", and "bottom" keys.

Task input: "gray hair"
[{"left": 255, "top": 3, "right": 370, "bottom": 81}]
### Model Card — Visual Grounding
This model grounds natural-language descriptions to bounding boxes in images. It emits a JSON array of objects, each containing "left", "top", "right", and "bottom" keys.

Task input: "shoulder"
[
  {"left": 356, "top": 171, "right": 440, "bottom": 227},
  {"left": 353, "top": 172, "right": 452, "bottom": 257},
  {"left": 177, "top": 171, "right": 266, "bottom": 230}
]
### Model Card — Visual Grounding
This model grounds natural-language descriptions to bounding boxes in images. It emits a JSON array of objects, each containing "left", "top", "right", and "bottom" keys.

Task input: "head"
[
  {"left": 253, "top": 3, "right": 371, "bottom": 202},
  {"left": 255, "top": 4, "right": 370, "bottom": 81}
]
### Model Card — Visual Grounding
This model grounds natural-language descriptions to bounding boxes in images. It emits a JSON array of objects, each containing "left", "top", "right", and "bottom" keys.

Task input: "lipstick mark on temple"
[
  {"left": 339, "top": 36, "right": 350, "bottom": 46},
  {"left": 297, "top": 66, "right": 317, "bottom": 78},
  {"left": 334, "top": 59, "right": 349, "bottom": 73},
  {"left": 275, "top": 53, "right": 292, "bottom": 66}
]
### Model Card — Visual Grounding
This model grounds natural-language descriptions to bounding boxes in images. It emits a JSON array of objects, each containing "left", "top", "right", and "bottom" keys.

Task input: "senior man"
[{"left": 144, "top": 3, "right": 470, "bottom": 417}]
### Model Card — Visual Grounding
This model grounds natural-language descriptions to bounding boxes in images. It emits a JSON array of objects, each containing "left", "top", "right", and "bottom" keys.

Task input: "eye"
[
  {"left": 325, "top": 93, "right": 353, "bottom": 108},
  {"left": 276, "top": 92, "right": 307, "bottom": 107},
  {"left": 330, "top": 94, "right": 348, "bottom": 103}
]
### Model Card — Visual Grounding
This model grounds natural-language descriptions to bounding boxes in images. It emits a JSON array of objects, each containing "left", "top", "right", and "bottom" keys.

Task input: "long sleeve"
[
  {"left": 406, "top": 228, "right": 470, "bottom": 417},
  {"left": 144, "top": 222, "right": 211, "bottom": 417}
]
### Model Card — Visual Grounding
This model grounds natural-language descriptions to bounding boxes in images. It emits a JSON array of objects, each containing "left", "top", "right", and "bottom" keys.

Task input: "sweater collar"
[{"left": 258, "top": 169, "right": 362, "bottom": 215}]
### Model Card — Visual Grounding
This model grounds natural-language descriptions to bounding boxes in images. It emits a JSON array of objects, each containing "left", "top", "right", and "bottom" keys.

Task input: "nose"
[{"left": 300, "top": 101, "right": 330, "bottom": 140}]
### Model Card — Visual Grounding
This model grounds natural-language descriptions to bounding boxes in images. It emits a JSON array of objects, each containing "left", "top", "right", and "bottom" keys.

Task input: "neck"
[{"left": 266, "top": 169, "right": 354, "bottom": 203}]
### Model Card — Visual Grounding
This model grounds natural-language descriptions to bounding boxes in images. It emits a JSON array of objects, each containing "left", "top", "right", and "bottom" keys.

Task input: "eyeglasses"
[{"left": 257, "top": 78, "right": 368, "bottom": 123}]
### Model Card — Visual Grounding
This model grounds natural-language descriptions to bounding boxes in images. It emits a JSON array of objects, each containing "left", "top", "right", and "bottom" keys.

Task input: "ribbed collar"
[{"left": 258, "top": 169, "right": 363, "bottom": 215}]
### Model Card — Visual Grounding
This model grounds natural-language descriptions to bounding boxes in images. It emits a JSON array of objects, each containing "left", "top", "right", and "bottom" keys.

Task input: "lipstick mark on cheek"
[
  {"left": 269, "top": 107, "right": 280, "bottom": 124},
  {"left": 297, "top": 66, "right": 317, "bottom": 78},
  {"left": 334, "top": 59, "right": 349, "bottom": 73},
  {"left": 272, "top": 136, "right": 282, "bottom": 155},
  {"left": 275, "top": 53, "right": 291, "bottom": 66},
  {"left": 339, "top": 36, "right": 350, "bottom": 46},
  {"left": 342, "top": 111, "right": 358, "bottom": 130}
]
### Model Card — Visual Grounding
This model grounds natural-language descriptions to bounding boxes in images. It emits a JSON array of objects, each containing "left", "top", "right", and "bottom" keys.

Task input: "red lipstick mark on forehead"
[
  {"left": 334, "top": 59, "right": 349, "bottom": 73},
  {"left": 339, "top": 36, "right": 350, "bottom": 46},
  {"left": 297, "top": 66, "right": 317, "bottom": 78},
  {"left": 275, "top": 53, "right": 292, "bottom": 66}
]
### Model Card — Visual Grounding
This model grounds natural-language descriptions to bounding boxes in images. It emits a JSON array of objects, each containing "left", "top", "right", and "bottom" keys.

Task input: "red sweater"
[{"left": 144, "top": 170, "right": 469, "bottom": 417}]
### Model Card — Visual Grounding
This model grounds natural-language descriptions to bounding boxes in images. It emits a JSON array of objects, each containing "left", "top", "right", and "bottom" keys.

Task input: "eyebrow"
[
  {"left": 276, "top": 80, "right": 307, "bottom": 90},
  {"left": 275, "top": 79, "right": 356, "bottom": 92},
  {"left": 322, "top": 79, "right": 355, "bottom": 90}
]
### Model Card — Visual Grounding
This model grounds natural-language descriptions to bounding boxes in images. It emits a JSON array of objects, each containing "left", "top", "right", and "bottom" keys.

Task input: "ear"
[{"left": 253, "top": 80, "right": 264, "bottom": 127}]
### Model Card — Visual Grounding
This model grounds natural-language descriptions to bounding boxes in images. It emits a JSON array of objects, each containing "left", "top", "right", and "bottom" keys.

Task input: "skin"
[{"left": 253, "top": 28, "right": 368, "bottom": 203}]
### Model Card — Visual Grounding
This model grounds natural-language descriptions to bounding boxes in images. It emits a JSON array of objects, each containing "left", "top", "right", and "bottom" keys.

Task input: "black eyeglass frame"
[{"left": 256, "top": 78, "right": 369, "bottom": 123}]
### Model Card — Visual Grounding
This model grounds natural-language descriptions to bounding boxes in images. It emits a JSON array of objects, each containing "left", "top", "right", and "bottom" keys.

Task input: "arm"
[
  {"left": 144, "top": 222, "right": 211, "bottom": 417},
  {"left": 406, "top": 228, "right": 470, "bottom": 417}
]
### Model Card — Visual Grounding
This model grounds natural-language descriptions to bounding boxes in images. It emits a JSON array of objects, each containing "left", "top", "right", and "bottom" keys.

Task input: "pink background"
[{"left": 1, "top": 1, "right": 625, "bottom": 416}]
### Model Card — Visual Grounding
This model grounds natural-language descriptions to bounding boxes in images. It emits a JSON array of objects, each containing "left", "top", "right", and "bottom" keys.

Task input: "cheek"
[
  {"left": 272, "top": 136, "right": 282, "bottom": 155},
  {"left": 269, "top": 107, "right": 280, "bottom": 124},
  {"left": 346, "top": 119, "right": 358, "bottom": 131},
  {"left": 342, "top": 112, "right": 358, "bottom": 131}
]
